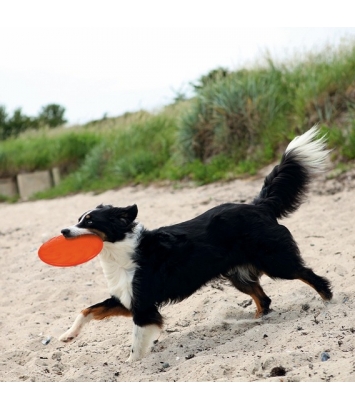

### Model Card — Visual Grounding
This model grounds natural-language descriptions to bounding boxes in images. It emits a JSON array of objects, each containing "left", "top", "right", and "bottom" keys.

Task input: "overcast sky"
[{"left": 1, "top": 2, "right": 355, "bottom": 125}]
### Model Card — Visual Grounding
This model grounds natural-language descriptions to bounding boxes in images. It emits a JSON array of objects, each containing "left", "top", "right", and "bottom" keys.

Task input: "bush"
[{"left": 178, "top": 63, "right": 290, "bottom": 164}]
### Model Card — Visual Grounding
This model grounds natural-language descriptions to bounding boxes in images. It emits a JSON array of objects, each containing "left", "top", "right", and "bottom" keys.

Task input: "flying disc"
[{"left": 38, "top": 234, "right": 103, "bottom": 267}]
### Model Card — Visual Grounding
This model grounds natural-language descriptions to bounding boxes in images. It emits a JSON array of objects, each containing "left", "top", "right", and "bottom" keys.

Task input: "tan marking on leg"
[
  {"left": 251, "top": 294, "right": 264, "bottom": 318},
  {"left": 299, "top": 278, "right": 330, "bottom": 300},
  {"left": 82, "top": 304, "right": 132, "bottom": 320}
]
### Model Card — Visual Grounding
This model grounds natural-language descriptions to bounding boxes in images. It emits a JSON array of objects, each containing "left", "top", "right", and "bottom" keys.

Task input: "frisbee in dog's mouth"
[{"left": 38, "top": 234, "right": 103, "bottom": 267}]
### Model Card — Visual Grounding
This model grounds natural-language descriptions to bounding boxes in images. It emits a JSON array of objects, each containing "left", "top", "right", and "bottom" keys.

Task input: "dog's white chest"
[{"left": 98, "top": 239, "right": 138, "bottom": 310}]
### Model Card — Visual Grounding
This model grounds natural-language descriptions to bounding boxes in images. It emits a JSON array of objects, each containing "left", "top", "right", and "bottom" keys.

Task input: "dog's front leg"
[
  {"left": 126, "top": 323, "right": 162, "bottom": 362},
  {"left": 59, "top": 296, "right": 131, "bottom": 342},
  {"left": 126, "top": 307, "right": 163, "bottom": 362}
]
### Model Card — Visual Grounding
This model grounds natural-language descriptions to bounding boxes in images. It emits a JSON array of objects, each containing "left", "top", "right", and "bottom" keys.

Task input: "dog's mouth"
[
  {"left": 61, "top": 227, "right": 107, "bottom": 241},
  {"left": 87, "top": 228, "right": 107, "bottom": 241}
]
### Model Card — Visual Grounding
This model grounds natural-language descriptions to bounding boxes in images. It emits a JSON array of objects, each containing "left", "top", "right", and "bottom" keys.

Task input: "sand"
[{"left": 1, "top": 167, "right": 355, "bottom": 382}]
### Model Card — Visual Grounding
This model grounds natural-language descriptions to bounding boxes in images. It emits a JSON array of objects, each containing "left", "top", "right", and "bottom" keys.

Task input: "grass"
[
  {"left": 0, "top": 130, "right": 100, "bottom": 178},
  {"left": 34, "top": 109, "right": 180, "bottom": 198},
  {"left": 1, "top": 39, "right": 355, "bottom": 201}
]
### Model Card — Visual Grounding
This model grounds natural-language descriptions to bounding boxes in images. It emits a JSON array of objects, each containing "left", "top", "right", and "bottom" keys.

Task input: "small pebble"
[
  {"left": 41, "top": 336, "right": 51, "bottom": 345},
  {"left": 321, "top": 352, "right": 330, "bottom": 362}
]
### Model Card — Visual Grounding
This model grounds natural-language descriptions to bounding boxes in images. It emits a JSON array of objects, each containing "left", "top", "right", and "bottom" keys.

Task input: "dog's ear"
[
  {"left": 110, "top": 204, "right": 138, "bottom": 225},
  {"left": 96, "top": 204, "right": 112, "bottom": 209},
  {"left": 122, "top": 204, "right": 138, "bottom": 222}
]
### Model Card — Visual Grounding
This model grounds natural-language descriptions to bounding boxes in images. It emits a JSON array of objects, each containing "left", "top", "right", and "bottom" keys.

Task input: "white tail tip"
[{"left": 285, "top": 126, "right": 330, "bottom": 173}]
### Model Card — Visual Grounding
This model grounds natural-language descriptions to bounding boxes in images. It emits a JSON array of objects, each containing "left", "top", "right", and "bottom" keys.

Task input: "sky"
[{"left": 1, "top": 2, "right": 355, "bottom": 126}]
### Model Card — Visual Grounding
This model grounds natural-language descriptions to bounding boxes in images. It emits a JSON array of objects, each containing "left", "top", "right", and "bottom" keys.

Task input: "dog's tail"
[{"left": 252, "top": 126, "right": 330, "bottom": 219}]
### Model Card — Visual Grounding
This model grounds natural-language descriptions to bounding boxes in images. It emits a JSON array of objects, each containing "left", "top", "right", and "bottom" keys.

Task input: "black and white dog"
[{"left": 60, "top": 126, "right": 333, "bottom": 361}]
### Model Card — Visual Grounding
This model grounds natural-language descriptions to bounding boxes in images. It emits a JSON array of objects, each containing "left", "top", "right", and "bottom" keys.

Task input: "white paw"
[
  {"left": 125, "top": 350, "right": 143, "bottom": 362},
  {"left": 58, "top": 314, "right": 87, "bottom": 342},
  {"left": 59, "top": 329, "right": 78, "bottom": 342},
  {"left": 125, "top": 351, "right": 136, "bottom": 362}
]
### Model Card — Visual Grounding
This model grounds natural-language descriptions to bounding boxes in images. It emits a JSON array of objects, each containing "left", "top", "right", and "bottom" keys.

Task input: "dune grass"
[{"left": 1, "top": 39, "right": 355, "bottom": 201}]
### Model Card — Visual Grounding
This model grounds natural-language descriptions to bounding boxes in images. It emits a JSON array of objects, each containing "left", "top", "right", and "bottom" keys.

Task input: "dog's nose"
[{"left": 61, "top": 228, "right": 70, "bottom": 237}]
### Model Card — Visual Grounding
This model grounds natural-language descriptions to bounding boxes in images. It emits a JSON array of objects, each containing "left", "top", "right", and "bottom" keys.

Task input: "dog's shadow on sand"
[{"left": 151, "top": 307, "right": 273, "bottom": 359}]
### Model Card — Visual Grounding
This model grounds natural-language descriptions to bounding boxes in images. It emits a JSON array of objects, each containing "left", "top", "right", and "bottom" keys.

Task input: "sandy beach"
[{"left": 1, "top": 166, "right": 355, "bottom": 382}]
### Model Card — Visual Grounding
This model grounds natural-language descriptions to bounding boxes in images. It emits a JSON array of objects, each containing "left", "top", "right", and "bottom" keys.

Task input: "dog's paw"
[
  {"left": 254, "top": 308, "right": 273, "bottom": 319},
  {"left": 125, "top": 351, "right": 136, "bottom": 362},
  {"left": 125, "top": 350, "right": 143, "bottom": 362},
  {"left": 58, "top": 330, "right": 78, "bottom": 342}
]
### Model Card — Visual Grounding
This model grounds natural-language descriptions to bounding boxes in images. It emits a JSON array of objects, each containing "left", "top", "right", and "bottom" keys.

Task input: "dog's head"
[{"left": 61, "top": 204, "right": 138, "bottom": 242}]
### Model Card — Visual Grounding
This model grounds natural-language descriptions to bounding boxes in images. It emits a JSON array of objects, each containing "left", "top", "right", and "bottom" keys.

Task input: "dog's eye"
[{"left": 87, "top": 220, "right": 93, "bottom": 225}]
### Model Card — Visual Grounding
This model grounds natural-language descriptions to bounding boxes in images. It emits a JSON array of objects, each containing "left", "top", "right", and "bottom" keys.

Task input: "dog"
[{"left": 59, "top": 125, "right": 333, "bottom": 362}]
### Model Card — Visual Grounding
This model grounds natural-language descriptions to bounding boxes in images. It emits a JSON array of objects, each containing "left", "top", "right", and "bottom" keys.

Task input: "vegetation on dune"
[
  {"left": 0, "top": 131, "right": 100, "bottom": 178},
  {"left": 1, "top": 39, "right": 355, "bottom": 201}
]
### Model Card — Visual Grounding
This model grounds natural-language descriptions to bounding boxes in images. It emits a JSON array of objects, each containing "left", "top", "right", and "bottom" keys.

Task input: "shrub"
[{"left": 178, "top": 63, "right": 290, "bottom": 164}]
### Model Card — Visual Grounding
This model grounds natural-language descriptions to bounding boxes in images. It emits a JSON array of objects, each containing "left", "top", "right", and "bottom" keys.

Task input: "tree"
[
  {"left": 7, "top": 108, "right": 32, "bottom": 137},
  {"left": 0, "top": 105, "right": 9, "bottom": 140},
  {"left": 38, "top": 104, "right": 67, "bottom": 128}
]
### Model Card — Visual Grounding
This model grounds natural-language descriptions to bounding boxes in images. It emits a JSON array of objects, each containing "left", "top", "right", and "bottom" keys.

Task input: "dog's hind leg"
[
  {"left": 291, "top": 266, "right": 333, "bottom": 301},
  {"left": 257, "top": 224, "right": 333, "bottom": 302},
  {"left": 59, "top": 296, "right": 131, "bottom": 342},
  {"left": 260, "top": 251, "right": 333, "bottom": 302},
  {"left": 127, "top": 308, "right": 164, "bottom": 362},
  {"left": 227, "top": 266, "right": 271, "bottom": 318}
]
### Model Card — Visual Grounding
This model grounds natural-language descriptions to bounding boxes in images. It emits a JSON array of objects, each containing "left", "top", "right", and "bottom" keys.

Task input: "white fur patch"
[
  {"left": 228, "top": 264, "right": 258, "bottom": 284},
  {"left": 64, "top": 225, "right": 94, "bottom": 236},
  {"left": 285, "top": 125, "right": 330, "bottom": 173},
  {"left": 236, "top": 265, "right": 256, "bottom": 283},
  {"left": 98, "top": 224, "right": 143, "bottom": 310}
]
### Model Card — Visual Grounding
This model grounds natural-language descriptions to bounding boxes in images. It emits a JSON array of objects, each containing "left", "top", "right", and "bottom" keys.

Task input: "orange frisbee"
[{"left": 38, "top": 234, "right": 103, "bottom": 267}]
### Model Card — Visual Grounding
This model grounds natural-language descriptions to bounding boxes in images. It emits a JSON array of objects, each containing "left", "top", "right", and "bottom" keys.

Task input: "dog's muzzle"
[{"left": 61, "top": 228, "right": 72, "bottom": 238}]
